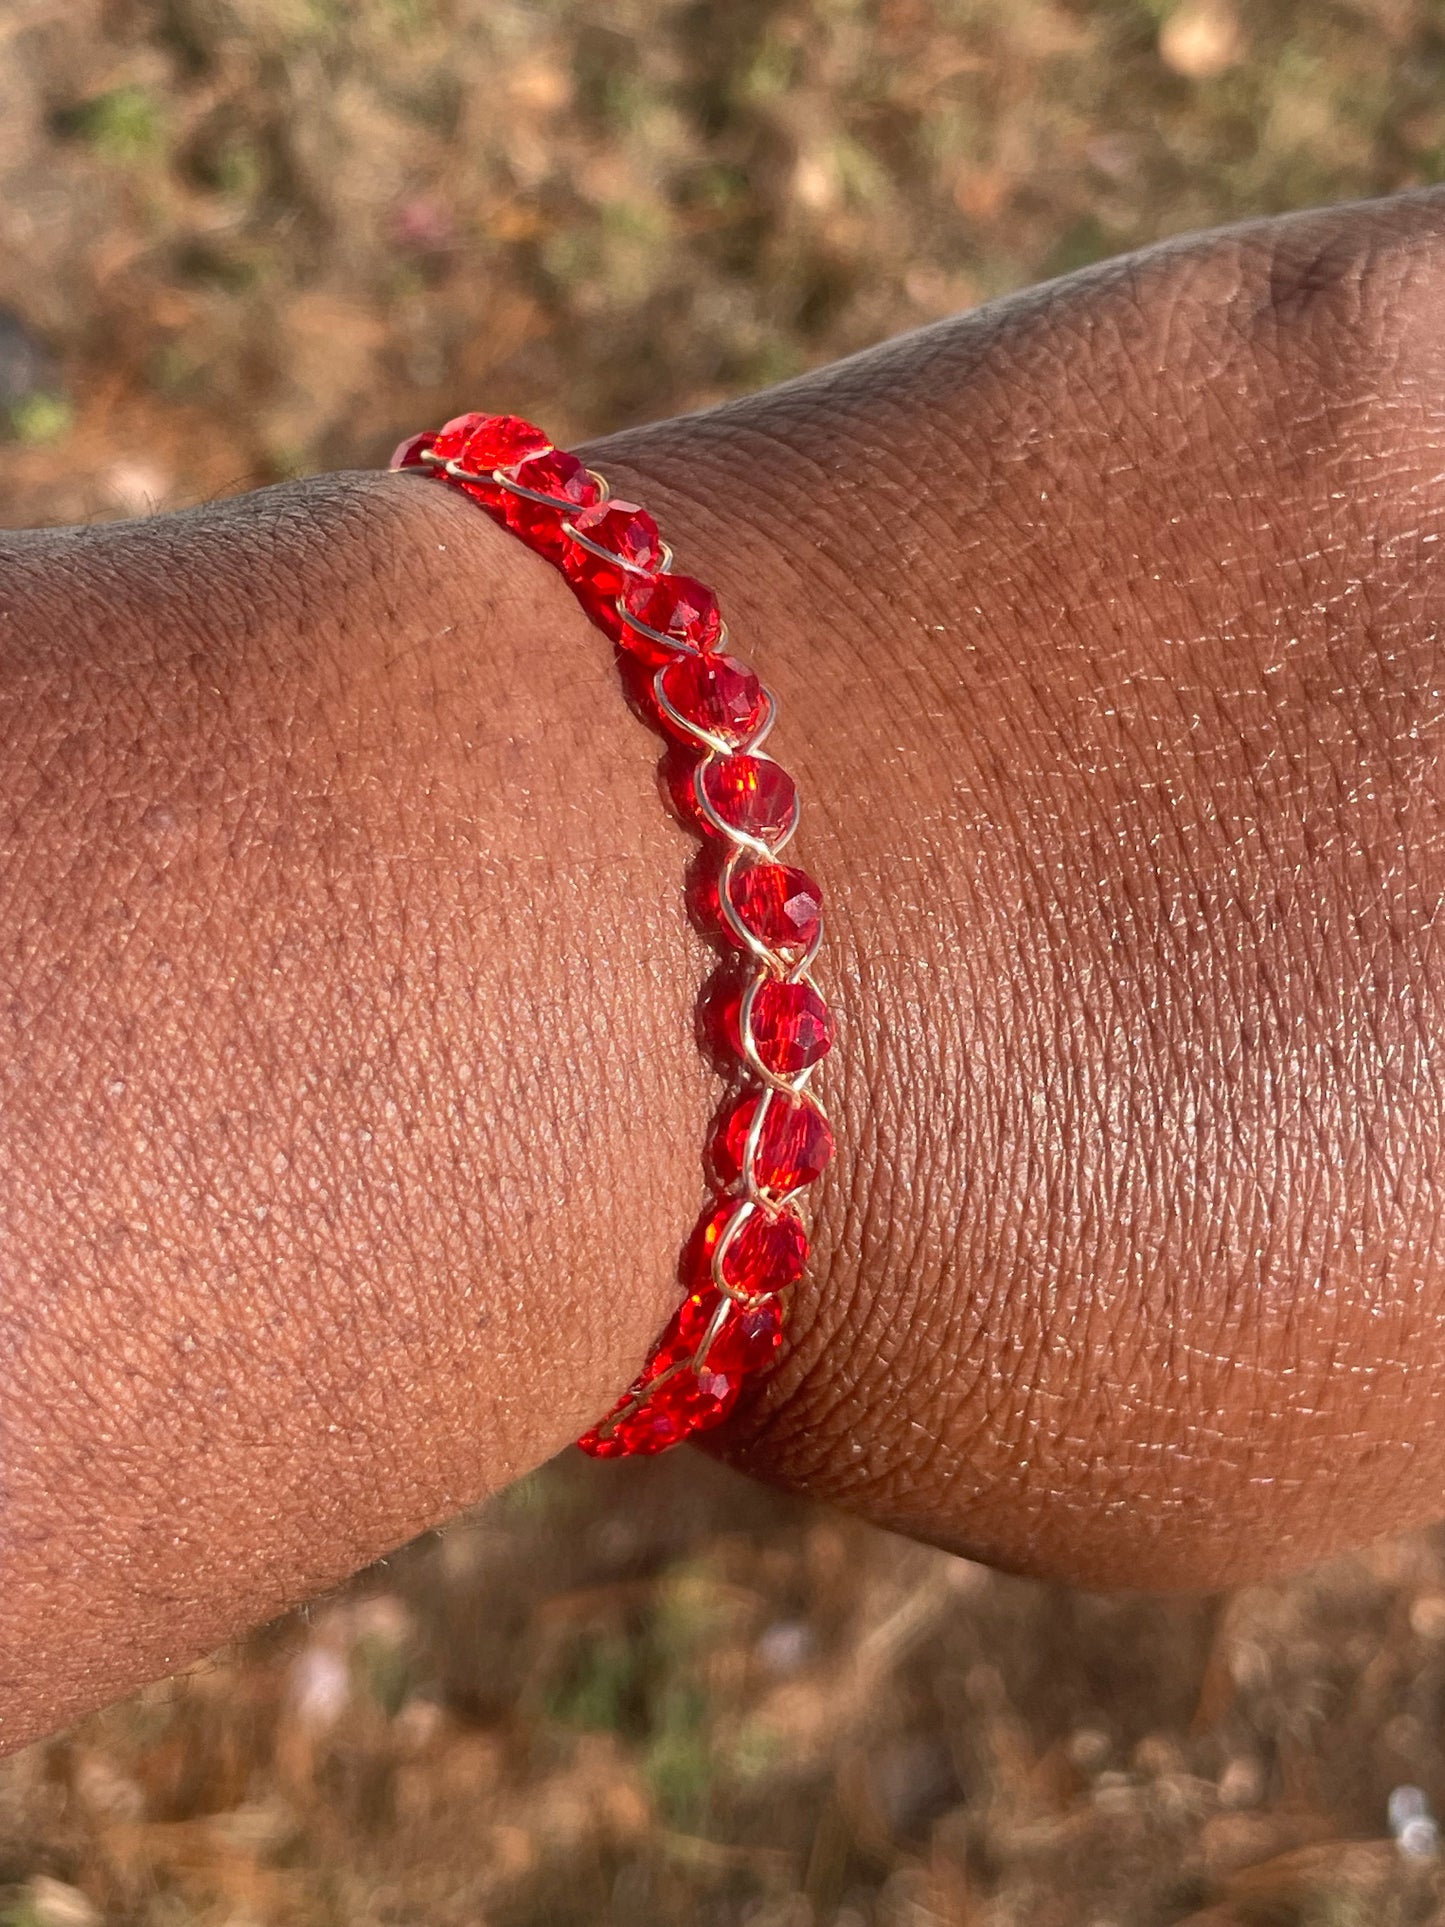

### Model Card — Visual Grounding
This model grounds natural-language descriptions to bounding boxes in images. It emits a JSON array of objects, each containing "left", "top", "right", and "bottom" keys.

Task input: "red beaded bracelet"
[{"left": 389, "top": 413, "right": 835, "bottom": 1457}]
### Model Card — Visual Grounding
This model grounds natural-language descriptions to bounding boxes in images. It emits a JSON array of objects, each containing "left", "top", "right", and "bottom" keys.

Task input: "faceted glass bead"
[
  {"left": 702, "top": 1199, "right": 808, "bottom": 1296},
  {"left": 426, "top": 413, "right": 486, "bottom": 461},
  {"left": 702, "top": 1293, "right": 785, "bottom": 1375},
  {"left": 729, "top": 862, "right": 823, "bottom": 956},
  {"left": 432, "top": 412, "right": 550, "bottom": 470},
  {"left": 388, "top": 430, "right": 435, "bottom": 470},
  {"left": 744, "top": 980, "right": 834, "bottom": 1076},
  {"left": 508, "top": 447, "right": 600, "bottom": 507},
  {"left": 659, "top": 1286, "right": 785, "bottom": 1377},
  {"left": 620, "top": 573, "right": 723, "bottom": 654},
  {"left": 717, "top": 1090, "right": 834, "bottom": 1194},
  {"left": 658, "top": 651, "right": 768, "bottom": 746},
  {"left": 578, "top": 1346, "right": 741, "bottom": 1458},
  {"left": 562, "top": 500, "right": 663, "bottom": 601},
  {"left": 503, "top": 449, "right": 603, "bottom": 558},
  {"left": 700, "top": 755, "right": 798, "bottom": 843},
  {"left": 659, "top": 1290, "right": 718, "bottom": 1367},
  {"left": 576, "top": 1388, "right": 711, "bottom": 1458}
]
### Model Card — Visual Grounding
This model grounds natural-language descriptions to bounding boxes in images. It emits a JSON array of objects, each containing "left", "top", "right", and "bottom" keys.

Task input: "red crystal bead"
[
  {"left": 579, "top": 1341, "right": 741, "bottom": 1460},
  {"left": 702, "top": 1292, "right": 785, "bottom": 1375},
  {"left": 651, "top": 1291, "right": 716, "bottom": 1372},
  {"left": 717, "top": 1090, "right": 834, "bottom": 1193},
  {"left": 702, "top": 1199, "right": 808, "bottom": 1297},
  {"left": 431, "top": 412, "right": 551, "bottom": 470},
  {"left": 743, "top": 980, "right": 834, "bottom": 1076},
  {"left": 508, "top": 447, "right": 600, "bottom": 508},
  {"left": 578, "top": 1374, "right": 737, "bottom": 1458},
  {"left": 429, "top": 413, "right": 487, "bottom": 462},
  {"left": 389, "top": 430, "right": 435, "bottom": 470},
  {"left": 673, "top": 1286, "right": 785, "bottom": 1376},
  {"left": 700, "top": 755, "right": 798, "bottom": 843},
  {"left": 664, "top": 1286, "right": 786, "bottom": 1375},
  {"left": 728, "top": 862, "right": 822, "bottom": 956},
  {"left": 658, "top": 651, "right": 768, "bottom": 746},
  {"left": 620, "top": 573, "right": 723, "bottom": 655},
  {"left": 502, "top": 449, "right": 603, "bottom": 558},
  {"left": 562, "top": 499, "right": 664, "bottom": 601},
  {"left": 576, "top": 1278, "right": 787, "bottom": 1458}
]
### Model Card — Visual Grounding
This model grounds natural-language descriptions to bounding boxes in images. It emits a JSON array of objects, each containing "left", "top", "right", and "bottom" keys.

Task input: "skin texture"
[{"left": 1, "top": 190, "right": 1444, "bottom": 1747}]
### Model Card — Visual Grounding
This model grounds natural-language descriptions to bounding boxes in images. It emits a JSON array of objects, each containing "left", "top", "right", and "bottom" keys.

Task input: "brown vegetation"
[{"left": 3, "top": 2, "right": 1445, "bottom": 1921}]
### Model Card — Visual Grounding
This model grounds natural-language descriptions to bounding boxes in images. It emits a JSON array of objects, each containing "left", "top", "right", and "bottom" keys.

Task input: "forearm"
[{"left": 0, "top": 473, "right": 717, "bottom": 1744}]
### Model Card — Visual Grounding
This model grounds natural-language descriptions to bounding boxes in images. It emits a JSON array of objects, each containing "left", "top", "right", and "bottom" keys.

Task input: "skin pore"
[{"left": 2, "top": 191, "right": 1444, "bottom": 1749}]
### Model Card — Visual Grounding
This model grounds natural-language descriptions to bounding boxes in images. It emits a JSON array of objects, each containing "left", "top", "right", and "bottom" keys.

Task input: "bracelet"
[{"left": 389, "top": 413, "right": 834, "bottom": 1457}]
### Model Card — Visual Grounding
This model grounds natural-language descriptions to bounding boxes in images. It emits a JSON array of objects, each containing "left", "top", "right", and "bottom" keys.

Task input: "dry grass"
[
  {"left": 2, "top": 0, "right": 1443, "bottom": 512},
  {"left": 3, "top": 2, "right": 1445, "bottom": 1922},
  {"left": 9, "top": 1454, "right": 1445, "bottom": 1924}
]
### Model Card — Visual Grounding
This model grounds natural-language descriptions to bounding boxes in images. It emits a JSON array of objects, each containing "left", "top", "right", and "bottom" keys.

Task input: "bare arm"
[{"left": 3, "top": 191, "right": 1445, "bottom": 1749}]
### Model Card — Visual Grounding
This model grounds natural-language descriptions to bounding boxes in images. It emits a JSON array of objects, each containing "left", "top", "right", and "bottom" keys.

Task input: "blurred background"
[{"left": 3, "top": 1, "right": 1445, "bottom": 1922}]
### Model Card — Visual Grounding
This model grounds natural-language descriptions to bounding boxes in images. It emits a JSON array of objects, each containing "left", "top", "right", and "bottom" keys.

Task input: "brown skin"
[{"left": 1, "top": 191, "right": 1444, "bottom": 1749}]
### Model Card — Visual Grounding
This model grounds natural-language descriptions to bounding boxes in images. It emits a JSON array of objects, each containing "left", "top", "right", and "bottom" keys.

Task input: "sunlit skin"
[{"left": 2, "top": 191, "right": 1444, "bottom": 1749}]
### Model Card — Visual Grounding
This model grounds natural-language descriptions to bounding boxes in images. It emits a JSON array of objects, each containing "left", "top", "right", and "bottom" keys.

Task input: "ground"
[{"left": 3, "top": 2, "right": 1445, "bottom": 1922}]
